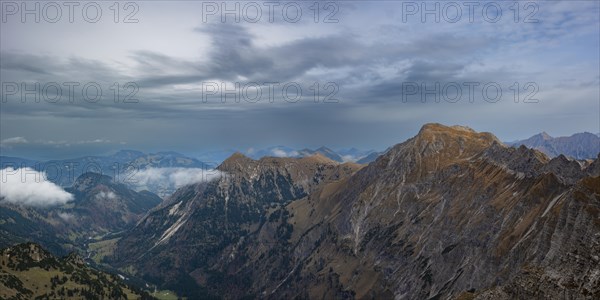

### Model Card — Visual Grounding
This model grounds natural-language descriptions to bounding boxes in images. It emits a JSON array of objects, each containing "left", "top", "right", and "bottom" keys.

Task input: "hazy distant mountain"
[
  {"left": 297, "top": 146, "right": 345, "bottom": 162},
  {"left": 125, "top": 151, "right": 206, "bottom": 169},
  {"left": 336, "top": 147, "right": 366, "bottom": 157},
  {"left": 355, "top": 151, "right": 382, "bottom": 163},
  {"left": 245, "top": 146, "right": 299, "bottom": 160},
  {"left": 244, "top": 146, "right": 381, "bottom": 163},
  {"left": 0, "top": 156, "right": 38, "bottom": 168},
  {"left": 0, "top": 172, "right": 162, "bottom": 254},
  {"left": 108, "top": 124, "right": 600, "bottom": 299},
  {"left": 509, "top": 132, "right": 600, "bottom": 159},
  {"left": 196, "top": 149, "right": 237, "bottom": 164},
  {"left": 336, "top": 147, "right": 376, "bottom": 161},
  {"left": 0, "top": 150, "right": 207, "bottom": 196}
]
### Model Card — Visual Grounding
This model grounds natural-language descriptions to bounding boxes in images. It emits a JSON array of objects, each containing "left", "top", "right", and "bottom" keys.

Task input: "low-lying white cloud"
[
  {"left": 57, "top": 212, "right": 75, "bottom": 222},
  {"left": 0, "top": 137, "right": 28, "bottom": 148},
  {"left": 0, "top": 167, "right": 73, "bottom": 207},
  {"left": 271, "top": 148, "right": 299, "bottom": 158},
  {"left": 341, "top": 155, "right": 358, "bottom": 162},
  {"left": 95, "top": 191, "right": 117, "bottom": 200},
  {"left": 128, "top": 167, "right": 222, "bottom": 190}
]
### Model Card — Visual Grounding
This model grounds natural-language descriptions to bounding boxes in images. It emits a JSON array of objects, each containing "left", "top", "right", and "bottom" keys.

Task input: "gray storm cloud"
[{"left": 0, "top": 1, "right": 598, "bottom": 156}]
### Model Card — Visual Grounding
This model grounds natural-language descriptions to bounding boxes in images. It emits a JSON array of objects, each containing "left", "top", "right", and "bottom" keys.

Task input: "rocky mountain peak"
[
  {"left": 218, "top": 152, "right": 255, "bottom": 172},
  {"left": 416, "top": 123, "right": 499, "bottom": 144},
  {"left": 419, "top": 122, "right": 473, "bottom": 132},
  {"left": 219, "top": 151, "right": 340, "bottom": 176},
  {"left": 378, "top": 123, "right": 500, "bottom": 178},
  {"left": 481, "top": 143, "right": 549, "bottom": 178},
  {"left": 522, "top": 131, "right": 553, "bottom": 144},
  {"left": 538, "top": 131, "right": 552, "bottom": 140},
  {"left": 112, "top": 149, "right": 144, "bottom": 160},
  {"left": 299, "top": 153, "right": 337, "bottom": 164},
  {"left": 541, "top": 154, "right": 587, "bottom": 184},
  {"left": 585, "top": 153, "right": 600, "bottom": 176},
  {"left": 221, "top": 151, "right": 252, "bottom": 163},
  {"left": 296, "top": 146, "right": 345, "bottom": 162}
]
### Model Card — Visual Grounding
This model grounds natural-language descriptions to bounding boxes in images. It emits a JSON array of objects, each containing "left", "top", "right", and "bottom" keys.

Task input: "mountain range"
[
  {"left": 243, "top": 146, "right": 381, "bottom": 163},
  {"left": 106, "top": 124, "right": 598, "bottom": 299},
  {"left": 0, "top": 150, "right": 208, "bottom": 197},
  {"left": 1, "top": 124, "right": 599, "bottom": 299},
  {"left": 509, "top": 131, "right": 600, "bottom": 159},
  {"left": 197, "top": 131, "right": 600, "bottom": 166}
]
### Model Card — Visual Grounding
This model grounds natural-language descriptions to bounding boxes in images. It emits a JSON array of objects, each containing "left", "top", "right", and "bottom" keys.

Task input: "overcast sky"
[{"left": 1, "top": 1, "right": 598, "bottom": 159}]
